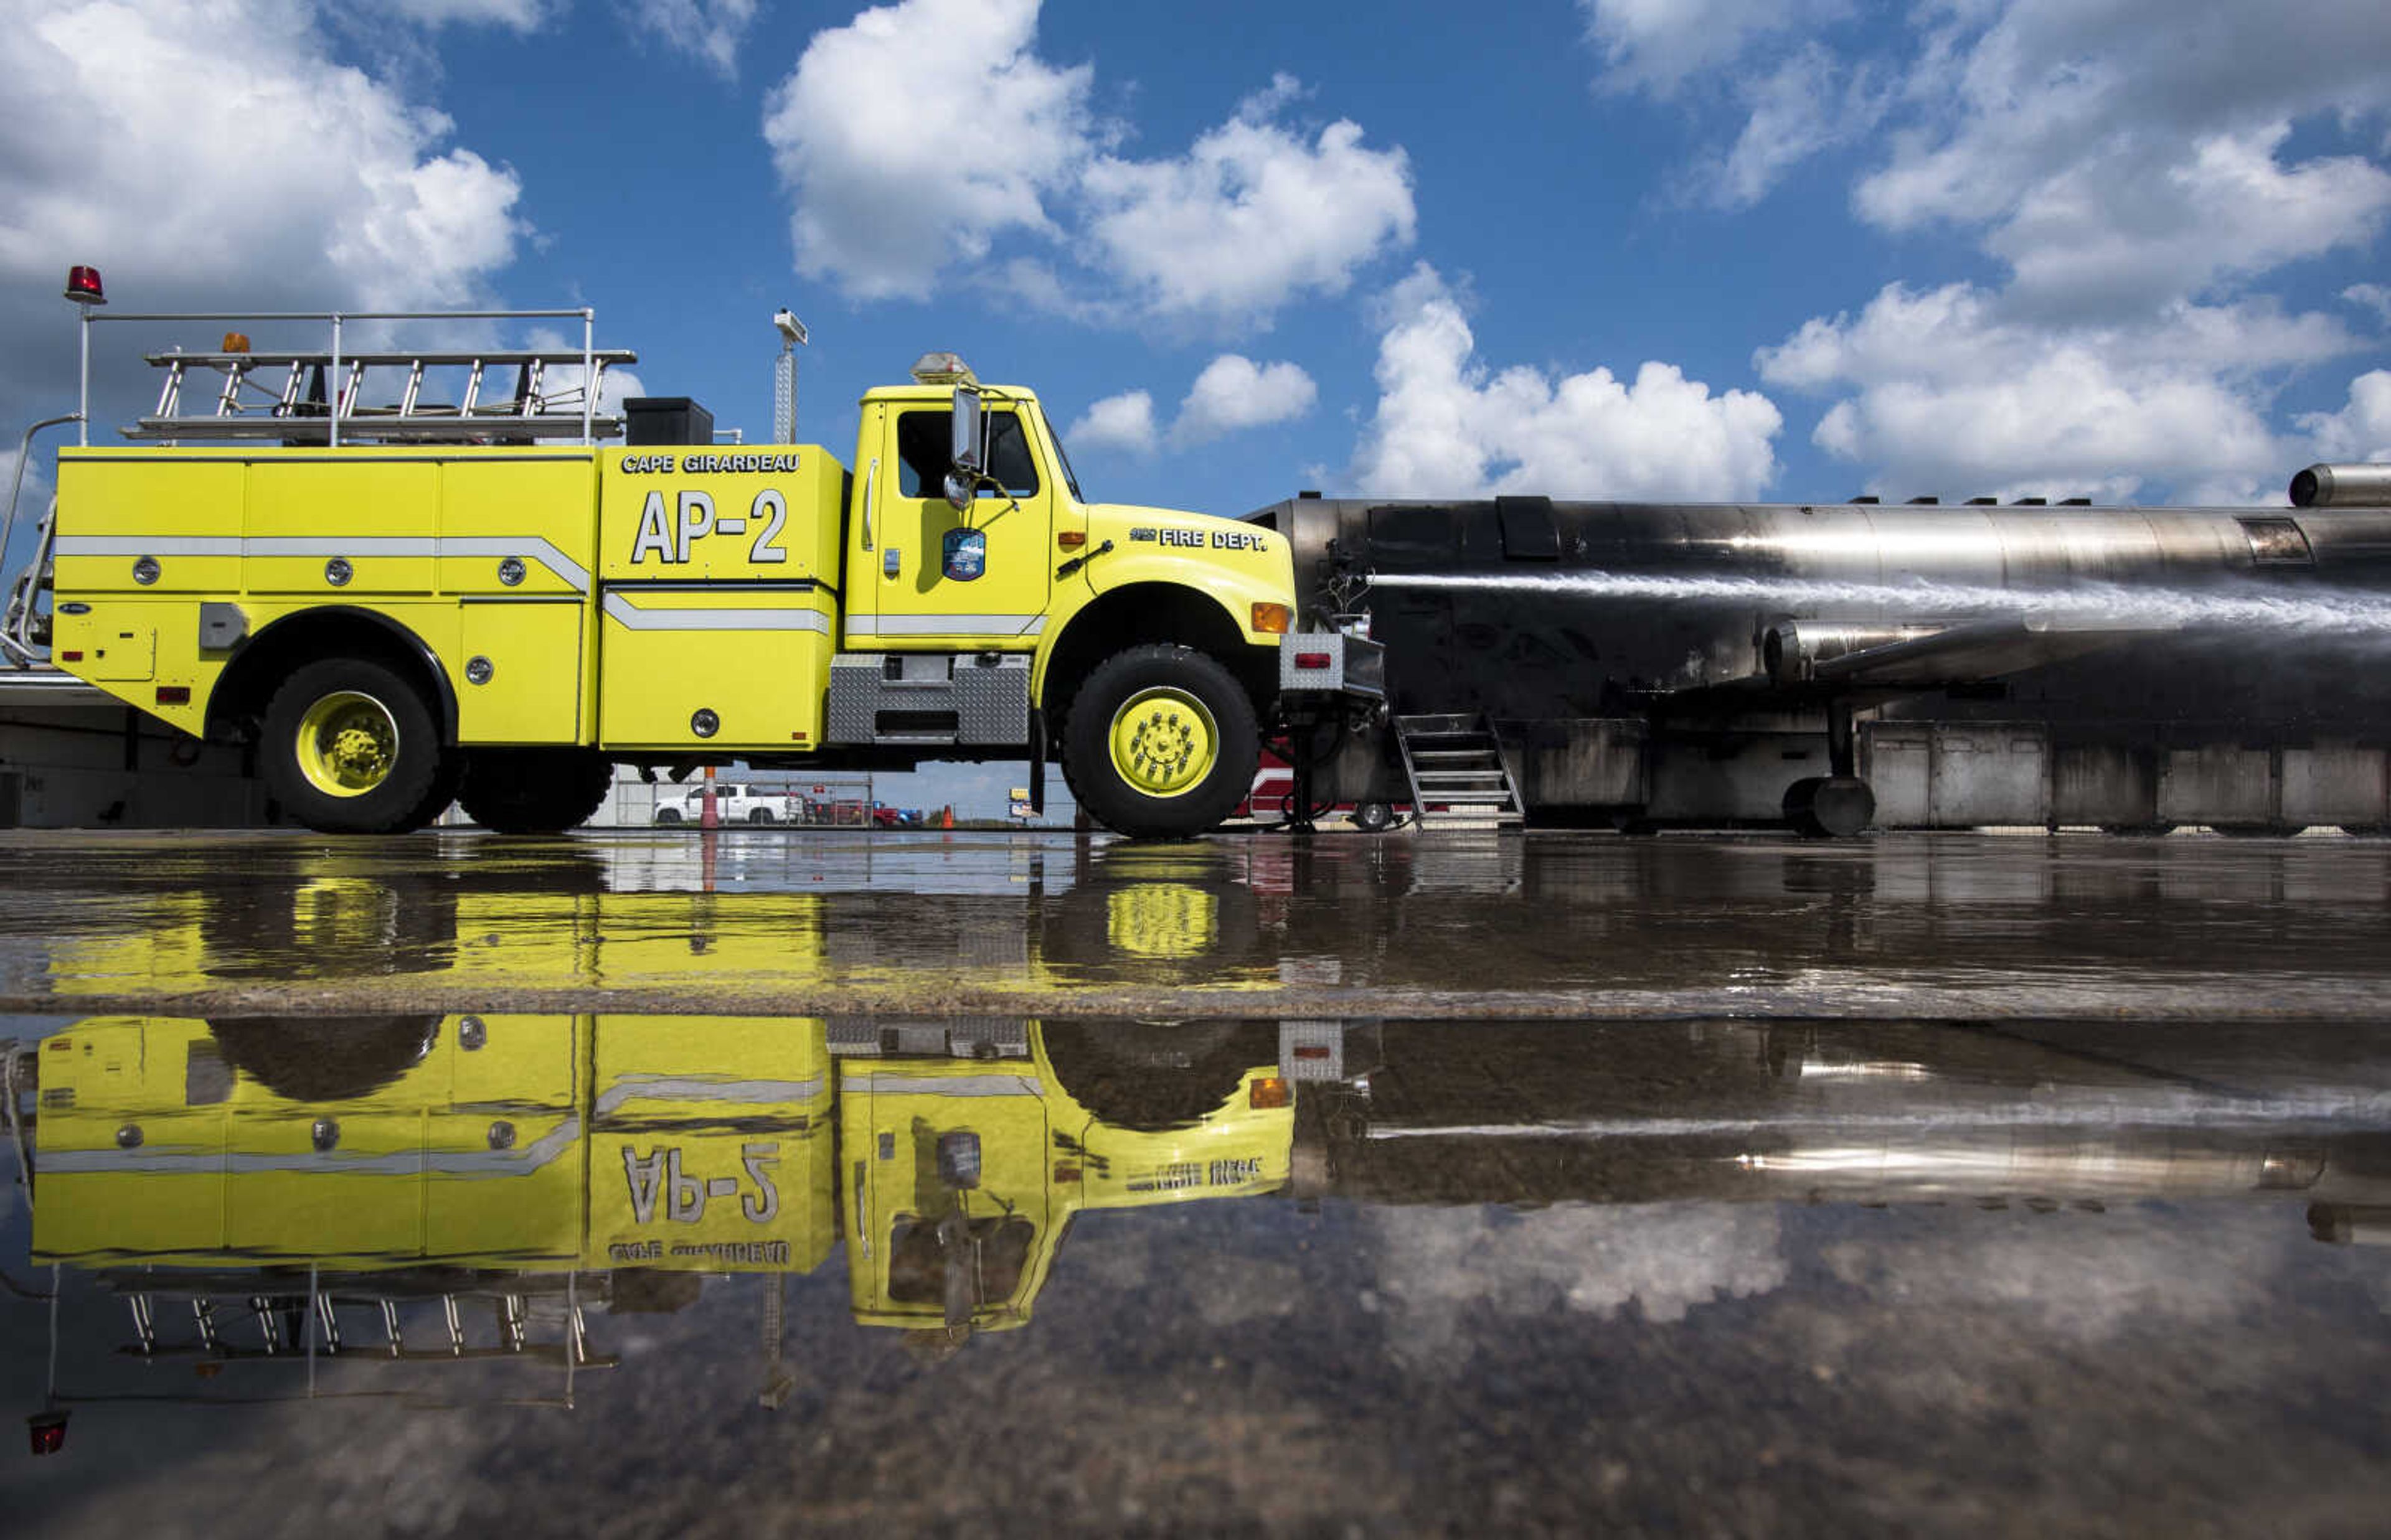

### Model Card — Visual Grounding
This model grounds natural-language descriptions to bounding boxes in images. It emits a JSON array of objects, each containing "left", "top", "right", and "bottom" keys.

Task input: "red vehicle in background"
[{"left": 1232, "top": 750, "right": 1398, "bottom": 832}]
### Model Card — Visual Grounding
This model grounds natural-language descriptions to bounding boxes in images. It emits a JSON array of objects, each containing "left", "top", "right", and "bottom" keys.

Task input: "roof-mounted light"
[
  {"left": 64, "top": 265, "right": 105, "bottom": 306},
  {"left": 910, "top": 351, "right": 977, "bottom": 387}
]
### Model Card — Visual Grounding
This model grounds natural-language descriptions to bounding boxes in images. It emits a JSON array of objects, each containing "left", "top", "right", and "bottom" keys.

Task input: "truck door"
[{"left": 849, "top": 403, "right": 1052, "bottom": 649}]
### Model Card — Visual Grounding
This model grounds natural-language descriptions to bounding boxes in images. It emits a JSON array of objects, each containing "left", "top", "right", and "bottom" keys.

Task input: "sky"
[{"left": 4, "top": 0, "right": 2390, "bottom": 814}]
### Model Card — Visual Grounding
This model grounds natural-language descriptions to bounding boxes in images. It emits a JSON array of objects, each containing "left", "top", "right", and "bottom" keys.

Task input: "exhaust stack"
[{"left": 2290, "top": 464, "right": 2391, "bottom": 509}]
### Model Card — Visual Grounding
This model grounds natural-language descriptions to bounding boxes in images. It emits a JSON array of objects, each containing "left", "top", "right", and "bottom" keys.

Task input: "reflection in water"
[
  {"left": 17, "top": 830, "right": 2391, "bottom": 1007},
  {"left": 6, "top": 1014, "right": 2391, "bottom": 1452}
]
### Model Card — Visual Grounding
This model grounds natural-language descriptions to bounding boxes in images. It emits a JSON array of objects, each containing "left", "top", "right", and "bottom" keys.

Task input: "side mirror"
[{"left": 951, "top": 386, "right": 984, "bottom": 476}]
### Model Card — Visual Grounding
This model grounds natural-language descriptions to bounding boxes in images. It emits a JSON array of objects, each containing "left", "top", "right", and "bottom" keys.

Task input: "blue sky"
[{"left": 5, "top": 0, "right": 2390, "bottom": 813}]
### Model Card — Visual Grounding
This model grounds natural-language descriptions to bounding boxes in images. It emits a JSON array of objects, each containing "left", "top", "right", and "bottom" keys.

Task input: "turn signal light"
[
  {"left": 1057, "top": 530, "right": 1087, "bottom": 549},
  {"left": 1249, "top": 1075, "right": 1291, "bottom": 1110},
  {"left": 64, "top": 265, "right": 105, "bottom": 305},
  {"left": 1251, "top": 603, "right": 1291, "bottom": 635}
]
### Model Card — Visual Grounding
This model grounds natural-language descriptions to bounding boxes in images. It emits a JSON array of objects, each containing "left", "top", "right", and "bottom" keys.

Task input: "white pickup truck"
[{"left": 653, "top": 783, "right": 793, "bottom": 825}]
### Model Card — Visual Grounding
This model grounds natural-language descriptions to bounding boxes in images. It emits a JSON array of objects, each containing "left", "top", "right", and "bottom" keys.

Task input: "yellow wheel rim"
[
  {"left": 1106, "top": 687, "right": 1217, "bottom": 799},
  {"left": 295, "top": 690, "right": 399, "bottom": 798}
]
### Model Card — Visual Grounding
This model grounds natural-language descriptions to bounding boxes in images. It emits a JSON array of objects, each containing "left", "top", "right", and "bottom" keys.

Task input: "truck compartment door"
[
  {"left": 459, "top": 599, "right": 583, "bottom": 743},
  {"left": 597, "top": 586, "right": 834, "bottom": 750}
]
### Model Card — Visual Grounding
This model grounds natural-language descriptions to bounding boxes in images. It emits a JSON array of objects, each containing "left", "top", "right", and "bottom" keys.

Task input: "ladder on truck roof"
[
  {"left": 1394, "top": 714, "right": 1525, "bottom": 830},
  {"left": 134, "top": 343, "right": 639, "bottom": 444},
  {"left": 65, "top": 304, "right": 631, "bottom": 447}
]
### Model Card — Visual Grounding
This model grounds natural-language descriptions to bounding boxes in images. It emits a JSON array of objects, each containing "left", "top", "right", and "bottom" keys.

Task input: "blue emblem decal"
[{"left": 941, "top": 527, "right": 988, "bottom": 582}]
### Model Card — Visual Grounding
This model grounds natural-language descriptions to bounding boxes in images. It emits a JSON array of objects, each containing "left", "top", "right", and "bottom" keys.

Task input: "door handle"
[{"left": 861, "top": 457, "right": 877, "bottom": 551}]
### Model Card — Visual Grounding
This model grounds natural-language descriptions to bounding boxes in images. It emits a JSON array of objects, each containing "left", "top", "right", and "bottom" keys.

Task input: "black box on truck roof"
[{"left": 624, "top": 397, "right": 715, "bottom": 447}]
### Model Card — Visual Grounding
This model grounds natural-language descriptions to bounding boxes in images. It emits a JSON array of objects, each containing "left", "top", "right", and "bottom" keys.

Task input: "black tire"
[
  {"left": 260, "top": 657, "right": 445, "bottom": 835},
  {"left": 748, "top": 807, "right": 776, "bottom": 825},
  {"left": 1783, "top": 775, "right": 1875, "bottom": 837},
  {"left": 459, "top": 746, "right": 613, "bottom": 834},
  {"left": 1061, "top": 645, "right": 1260, "bottom": 840},
  {"left": 1039, "top": 1021, "right": 1277, "bottom": 1132},
  {"left": 209, "top": 1015, "right": 442, "bottom": 1102},
  {"left": 402, "top": 753, "right": 465, "bottom": 832},
  {"left": 655, "top": 805, "right": 683, "bottom": 825},
  {"left": 1349, "top": 800, "right": 1395, "bottom": 833}
]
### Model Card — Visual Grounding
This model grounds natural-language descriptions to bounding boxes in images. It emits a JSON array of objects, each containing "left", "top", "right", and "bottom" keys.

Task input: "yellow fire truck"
[{"left": 14, "top": 283, "right": 1378, "bottom": 838}]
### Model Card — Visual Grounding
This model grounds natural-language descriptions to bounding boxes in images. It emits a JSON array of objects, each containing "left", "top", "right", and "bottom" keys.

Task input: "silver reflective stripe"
[
  {"left": 847, "top": 1071, "right": 1044, "bottom": 1098},
  {"left": 439, "top": 537, "right": 592, "bottom": 591},
  {"left": 55, "top": 533, "right": 593, "bottom": 593},
  {"left": 846, "top": 614, "right": 1045, "bottom": 637},
  {"left": 55, "top": 536, "right": 242, "bottom": 558},
  {"left": 38, "top": 1114, "right": 583, "bottom": 1177},
  {"left": 593, "top": 1074, "right": 825, "bottom": 1117},
  {"left": 245, "top": 537, "right": 436, "bottom": 556},
  {"left": 601, "top": 593, "right": 830, "bottom": 632}
]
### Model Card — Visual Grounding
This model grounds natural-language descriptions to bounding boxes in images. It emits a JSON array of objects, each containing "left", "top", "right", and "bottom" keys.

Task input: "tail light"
[
  {"left": 1294, "top": 651, "right": 1332, "bottom": 669},
  {"left": 29, "top": 1409, "right": 69, "bottom": 1456}
]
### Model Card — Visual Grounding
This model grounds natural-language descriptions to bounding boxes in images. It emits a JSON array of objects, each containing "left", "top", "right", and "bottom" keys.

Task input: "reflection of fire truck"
[
  {"left": 8, "top": 1011, "right": 1296, "bottom": 1427},
  {"left": 13, "top": 1010, "right": 2391, "bottom": 1448}
]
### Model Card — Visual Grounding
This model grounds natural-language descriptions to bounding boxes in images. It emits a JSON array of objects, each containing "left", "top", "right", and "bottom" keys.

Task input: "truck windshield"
[{"left": 1045, "top": 416, "right": 1085, "bottom": 503}]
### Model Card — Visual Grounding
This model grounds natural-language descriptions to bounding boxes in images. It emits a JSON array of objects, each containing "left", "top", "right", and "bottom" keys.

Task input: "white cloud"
[
  {"left": 1066, "top": 390, "right": 1158, "bottom": 455},
  {"left": 1, "top": 2, "right": 523, "bottom": 308},
  {"left": 625, "top": 0, "right": 759, "bottom": 77},
  {"left": 1352, "top": 265, "right": 1781, "bottom": 500},
  {"left": 369, "top": 0, "right": 545, "bottom": 24},
  {"left": 1757, "top": 283, "right": 2302, "bottom": 502},
  {"left": 1710, "top": 44, "right": 1887, "bottom": 208},
  {"left": 0, "top": 0, "right": 526, "bottom": 456},
  {"left": 2345, "top": 284, "right": 2391, "bottom": 327},
  {"left": 1852, "top": 4, "right": 2391, "bottom": 312},
  {"left": 1172, "top": 355, "right": 1316, "bottom": 446},
  {"left": 1080, "top": 92, "right": 1414, "bottom": 323},
  {"left": 761, "top": 0, "right": 1092, "bottom": 302},
  {"left": 2299, "top": 371, "right": 2391, "bottom": 464},
  {"left": 762, "top": 12, "right": 1414, "bottom": 324},
  {"left": 1577, "top": 0, "right": 1851, "bottom": 98}
]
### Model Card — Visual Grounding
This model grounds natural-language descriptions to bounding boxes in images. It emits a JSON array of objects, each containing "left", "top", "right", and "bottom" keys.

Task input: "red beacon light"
[{"left": 64, "top": 265, "right": 105, "bottom": 306}]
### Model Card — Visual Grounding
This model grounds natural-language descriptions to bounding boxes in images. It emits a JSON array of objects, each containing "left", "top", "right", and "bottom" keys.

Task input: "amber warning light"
[{"left": 64, "top": 265, "right": 105, "bottom": 306}]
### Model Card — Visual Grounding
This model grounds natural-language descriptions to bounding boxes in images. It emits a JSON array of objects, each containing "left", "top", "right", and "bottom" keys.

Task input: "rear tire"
[
  {"left": 1350, "top": 800, "right": 1395, "bottom": 833},
  {"left": 459, "top": 747, "right": 612, "bottom": 834},
  {"left": 260, "top": 657, "right": 445, "bottom": 834},
  {"left": 1062, "top": 644, "right": 1259, "bottom": 840},
  {"left": 655, "top": 806, "right": 684, "bottom": 825},
  {"left": 748, "top": 807, "right": 776, "bottom": 825}
]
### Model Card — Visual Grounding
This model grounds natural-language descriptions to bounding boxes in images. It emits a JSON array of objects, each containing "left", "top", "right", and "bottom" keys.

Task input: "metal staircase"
[{"left": 1393, "top": 713, "right": 1524, "bottom": 829}]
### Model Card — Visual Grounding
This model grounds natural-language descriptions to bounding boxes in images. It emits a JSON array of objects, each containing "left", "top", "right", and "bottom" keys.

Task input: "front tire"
[
  {"left": 1062, "top": 644, "right": 1260, "bottom": 840},
  {"left": 459, "top": 747, "right": 612, "bottom": 835},
  {"left": 260, "top": 658, "right": 445, "bottom": 834}
]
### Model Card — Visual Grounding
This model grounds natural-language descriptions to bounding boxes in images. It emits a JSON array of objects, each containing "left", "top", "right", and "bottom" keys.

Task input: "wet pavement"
[
  {"left": 4, "top": 829, "right": 2391, "bottom": 1534},
  {"left": 3, "top": 827, "right": 2391, "bottom": 1017}
]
